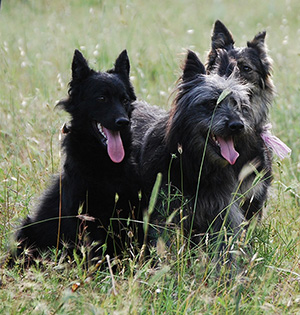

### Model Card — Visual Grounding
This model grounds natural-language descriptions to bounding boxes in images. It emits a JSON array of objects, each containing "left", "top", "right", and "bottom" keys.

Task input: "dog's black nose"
[
  {"left": 228, "top": 120, "right": 244, "bottom": 133},
  {"left": 115, "top": 117, "right": 129, "bottom": 127}
]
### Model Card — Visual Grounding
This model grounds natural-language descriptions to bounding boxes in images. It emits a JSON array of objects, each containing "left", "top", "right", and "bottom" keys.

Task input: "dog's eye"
[
  {"left": 242, "top": 65, "right": 252, "bottom": 72},
  {"left": 204, "top": 101, "right": 217, "bottom": 108},
  {"left": 211, "top": 101, "right": 218, "bottom": 108},
  {"left": 98, "top": 96, "right": 107, "bottom": 103},
  {"left": 242, "top": 106, "right": 250, "bottom": 115},
  {"left": 231, "top": 99, "right": 238, "bottom": 107}
]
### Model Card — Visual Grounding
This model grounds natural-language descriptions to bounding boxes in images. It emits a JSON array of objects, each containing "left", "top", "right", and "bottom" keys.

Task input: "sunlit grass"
[{"left": 0, "top": 0, "right": 300, "bottom": 313}]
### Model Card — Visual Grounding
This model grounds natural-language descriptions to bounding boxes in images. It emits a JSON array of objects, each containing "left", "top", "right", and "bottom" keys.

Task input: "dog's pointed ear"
[
  {"left": 247, "top": 31, "right": 266, "bottom": 51},
  {"left": 114, "top": 49, "right": 130, "bottom": 78},
  {"left": 206, "top": 21, "right": 234, "bottom": 73},
  {"left": 112, "top": 50, "right": 136, "bottom": 101},
  {"left": 72, "top": 49, "right": 92, "bottom": 82},
  {"left": 211, "top": 20, "right": 235, "bottom": 51},
  {"left": 247, "top": 31, "right": 272, "bottom": 75},
  {"left": 182, "top": 50, "right": 205, "bottom": 81}
]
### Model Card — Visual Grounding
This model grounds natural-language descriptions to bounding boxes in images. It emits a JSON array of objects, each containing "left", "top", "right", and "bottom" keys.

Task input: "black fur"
[
  {"left": 206, "top": 20, "right": 274, "bottom": 219},
  {"left": 132, "top": 51, "right": 271, "bottom": 259},
  {"left": 13, "top": 50, "right": 141, "bottom": 263}
]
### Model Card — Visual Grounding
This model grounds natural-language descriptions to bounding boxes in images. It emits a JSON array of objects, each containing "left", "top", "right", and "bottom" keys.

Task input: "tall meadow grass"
[{"left": 0, "top": 0, "right": 299, "bottom": 313}]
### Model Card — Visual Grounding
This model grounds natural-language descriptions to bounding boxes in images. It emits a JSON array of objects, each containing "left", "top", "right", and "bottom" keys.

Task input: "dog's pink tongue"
[
  {"left": 102, "top": 127, "right": 125, "bottom": 163},
  {"left": 216, "top": 136, "right": 239, "bottom": 165}
]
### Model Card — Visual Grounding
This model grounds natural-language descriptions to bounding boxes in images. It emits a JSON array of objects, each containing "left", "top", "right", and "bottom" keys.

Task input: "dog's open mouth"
[
  {"left": 93, "top": 121, "right": 125, "bottom": 163},
  {"left": 210, "top": 133, "right": 239, "bottom": 165}
]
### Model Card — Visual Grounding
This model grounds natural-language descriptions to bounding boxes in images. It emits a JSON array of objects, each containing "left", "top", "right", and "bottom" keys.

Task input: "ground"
[{"left": 0, "top": 0, "right": 299, "bottom": 313}]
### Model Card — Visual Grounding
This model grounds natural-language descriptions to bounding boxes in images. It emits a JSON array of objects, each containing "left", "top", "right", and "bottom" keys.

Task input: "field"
[{"left": 0, "top": 0, "right": 300, "bottom": 313}]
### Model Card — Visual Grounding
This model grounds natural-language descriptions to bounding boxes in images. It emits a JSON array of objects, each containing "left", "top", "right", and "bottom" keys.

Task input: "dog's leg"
[
  {"left": 241, "top": 168, "right": 272, "bottom": 221},
  {"left": 209, "top": 203, "right": 246, "bottom": 268}
]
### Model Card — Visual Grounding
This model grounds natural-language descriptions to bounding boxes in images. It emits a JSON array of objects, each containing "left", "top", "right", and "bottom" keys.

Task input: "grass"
[{"left": 1, "top": 0, "right": 300, "bottom": 313}]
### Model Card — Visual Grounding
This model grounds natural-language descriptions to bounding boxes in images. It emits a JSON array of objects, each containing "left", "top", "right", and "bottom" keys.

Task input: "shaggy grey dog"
[{"left": 131, "top": 50, "right": 269, "bottom": 259}]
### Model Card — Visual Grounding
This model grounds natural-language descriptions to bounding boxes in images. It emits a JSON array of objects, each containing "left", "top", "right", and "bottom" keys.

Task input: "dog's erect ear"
[
  {"left": 247, "top": 31, "right": 272, "bottom": 75},
  {"left": 211, "top": 20, "right": 235, "bottom": 51},
  {"left": 247, "top": 31, "right": 266, "bottom": 52},
  {"left": 72, "top": 49, "right": 92, "bottom": 82},
  {"left": 114, "top": 49, "right": 130, "bottom": 78},
  {"left": 206, "top": 21, "right": 235, "bottom": 73},
  {"left": 111, "top": 50, "right": 136, "bottom": 101},
  {"left": 56, "top": 50, "right": 92, "bottom": 112},
  {"left": 182, "top": 50, "right": 205, "bottom": 81}
]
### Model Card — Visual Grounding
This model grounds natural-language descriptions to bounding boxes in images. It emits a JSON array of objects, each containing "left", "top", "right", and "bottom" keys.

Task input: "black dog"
[
  {"left": 132, "top": 50, "right": 268, "bottom": 260},
  {"left": 206, "top": 20, "right": 275, "bottom": 220},
  {"left": 13, "top": 49, "right": 141, "bottom": 263}
]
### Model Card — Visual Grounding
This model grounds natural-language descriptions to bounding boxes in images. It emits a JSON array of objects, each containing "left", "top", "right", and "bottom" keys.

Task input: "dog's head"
[
  {"left": 168, "top": 50, "right": 254, "bottom": 166},
  {"left": 59, "top": 49, "right": 136, "bottom": 163},
  {"left": 206, "top": 20, "right": 275, "bottom": 125},
  {"left": 206, "top": 20, "right": 273, "bottom": 88}
]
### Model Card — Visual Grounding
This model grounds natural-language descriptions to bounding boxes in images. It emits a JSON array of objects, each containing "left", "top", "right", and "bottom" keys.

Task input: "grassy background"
[{"left": 0, "top": 0, "right": 300, "bottom": 313}]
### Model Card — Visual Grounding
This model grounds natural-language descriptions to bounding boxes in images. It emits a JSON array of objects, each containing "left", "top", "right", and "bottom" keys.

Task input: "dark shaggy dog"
[
  {"left": 13, "top": 50, "right": 141, "bottom": 263},
  {"left": 132, "top": 50, "right": 269, "bottom": 259},
  {"left": 206, "top": 20, "right": 275, "bottom": 220}
]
